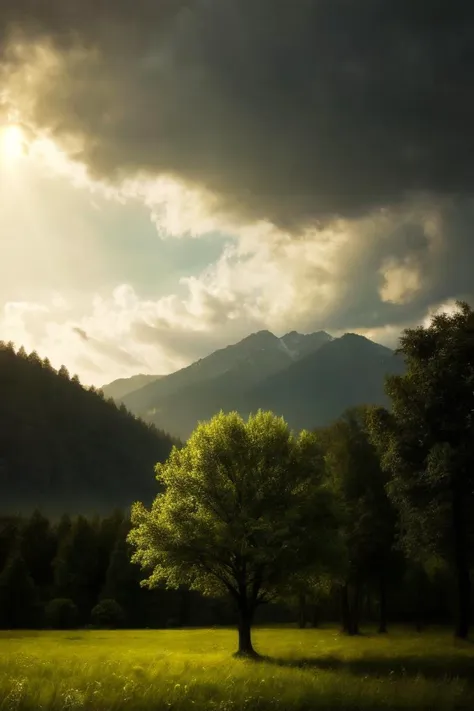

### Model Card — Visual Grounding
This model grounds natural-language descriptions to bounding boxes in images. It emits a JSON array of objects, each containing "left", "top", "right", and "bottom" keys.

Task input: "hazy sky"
[{"left": 0, "top": 1, "right": 472, "bottom": 385}]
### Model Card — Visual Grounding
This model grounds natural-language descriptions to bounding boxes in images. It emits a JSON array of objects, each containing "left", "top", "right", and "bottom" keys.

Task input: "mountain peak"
[{"left": 240, "top": 330, "right": 278, "bottom": 346}]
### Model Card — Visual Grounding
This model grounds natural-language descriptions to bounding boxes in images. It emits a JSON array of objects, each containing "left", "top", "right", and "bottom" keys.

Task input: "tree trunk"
[
  {"left": 452, "top": 483, "right": 471, "bottom": 640},
  {"left": 298, "top": 593, "right": 307, "bottom": 628},
  {"left": 366, "top": 590, "right": 373, "bottom": 622},
  {"left": 341, "top": 584, "right": 351, "bottom": 634},
  {"left": 311, "top": 604, "right": 319, "bottom": 628},
  {"left": 378, "top": 573, "right": 387, "bottom": 634},
  {"left": 350, "top": 583, "right": 360, "bottom": 635},
  {"left": 236, "top": 603, "right": 256, "bottom": 657}
]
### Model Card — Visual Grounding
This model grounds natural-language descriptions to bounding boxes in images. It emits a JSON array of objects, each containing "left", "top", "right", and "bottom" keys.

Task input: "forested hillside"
[{"left": 0, "top": 342, "right": 177, "bottom": 515}]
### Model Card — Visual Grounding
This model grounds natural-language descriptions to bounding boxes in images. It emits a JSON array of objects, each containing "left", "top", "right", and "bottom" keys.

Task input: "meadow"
[{"left": 1, "top": 626, "right": 473, "bottom": 710}]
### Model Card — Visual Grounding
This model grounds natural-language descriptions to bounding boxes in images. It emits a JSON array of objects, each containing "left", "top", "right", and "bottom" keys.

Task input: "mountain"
[
  {"left": 246, "top": 333, "right": 405, "bottom": 431},
  {"left": 122, "top": 330, "right": 403, "bottom": 439},
  {"left": 117, "top": 329, "right": 330, "bottom": 437},
  {"left": 121, "top": 329, "right": 332, "bottom": 416},
  {"left": 101, "top": 373, "right": 163, "bottom": 401},
  {"left": 0, "top": 342, "right": 177, "bottom": 515}
]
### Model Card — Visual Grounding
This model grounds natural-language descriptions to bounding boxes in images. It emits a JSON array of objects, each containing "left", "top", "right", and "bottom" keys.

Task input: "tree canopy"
[
  {"left": 128, "top": 410, "right": 338, "bottom": 655},
  {"left": 367, "top": 301, "right": 474, "bottom": 639},
  {"left": 321, "top": 407, "right": 397, "bottom": 635}
]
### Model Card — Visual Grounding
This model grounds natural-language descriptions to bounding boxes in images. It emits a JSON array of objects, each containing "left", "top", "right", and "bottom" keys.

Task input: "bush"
[
  {"left": 91, "top": 599, "right": 125, "bottom": 628},
  {"left": 45, "top": 598, "right": 78, "bottom": 629},
  {"left": 165, "top": 617, "right": 182, "bottom": 629}
]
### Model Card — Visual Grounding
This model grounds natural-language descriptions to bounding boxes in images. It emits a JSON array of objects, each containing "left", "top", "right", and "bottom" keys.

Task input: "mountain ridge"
[
  {"left": 112, "top": 329, "right": 402, "bottom": 439},
  {"left": 120, "top": 329, "right": 332, "bottom": 413},
  {"left": 102, "top": 373, "right": 163, "bottom": 401}
]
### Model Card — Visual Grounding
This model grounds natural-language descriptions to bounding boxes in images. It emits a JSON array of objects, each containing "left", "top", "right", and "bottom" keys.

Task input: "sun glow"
[{"left": 1, "top": 125, "right": 25, "bottom": 162}]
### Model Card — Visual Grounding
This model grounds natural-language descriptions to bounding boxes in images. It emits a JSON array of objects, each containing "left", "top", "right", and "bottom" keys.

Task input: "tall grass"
[{"left": 0, "top": 626, "right": 473, "bottom": 709}]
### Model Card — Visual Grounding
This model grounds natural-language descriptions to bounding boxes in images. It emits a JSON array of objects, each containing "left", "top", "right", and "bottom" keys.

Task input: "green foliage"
[
  {"left": 322, "top": 407, "right": 397, "bottom": 578},
  {"left": 91, "top": 598, "right": 126, "bottom": 628},
  {"left": 129, "top": 411, "right": 336, "bottom": 603},
  {"left": 368, "top": 302, "right": 474, "bottom": 559},
  {"left": 44, "top": 598, "right": 78, "bottom": 629},
  {"left": 129, "top": 410, "right": 339, "bottom": 654},
  {"left": 367, "top": 301, "right": 474, "bottom": 638}
]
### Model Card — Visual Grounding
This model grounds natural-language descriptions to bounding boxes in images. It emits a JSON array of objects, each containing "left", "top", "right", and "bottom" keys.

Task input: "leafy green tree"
[
  {"left": 128, "top": 410, "right": 336, "bottom": 656},
  {"left": 0, "top": 553, "right": 38, "bottom": 628},
  {"left": 91, "top": 598, "right": 125, "bottom": 628},
  {"left": 45, "top": 598, "right": 78, "bottom": 629},
  {"left": 322, "top": 407, "right": 397, "bottom": 634},
  {"left": 367, "top": 302, "right": 474, "bottom": 639}
]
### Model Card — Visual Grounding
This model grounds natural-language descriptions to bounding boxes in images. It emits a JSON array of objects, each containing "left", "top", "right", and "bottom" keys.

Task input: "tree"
[
  {"left": 0, "top": 553, "right": 38, "bottom": 628},
  {"left": 128, "top": 410, "right": 336, "bottom": 657},
  {"left": 322, "top": 408, "right": 397, "bottom": 635},
  {"left": 367, "top": 301, "right": 474, "bottom": 639}
]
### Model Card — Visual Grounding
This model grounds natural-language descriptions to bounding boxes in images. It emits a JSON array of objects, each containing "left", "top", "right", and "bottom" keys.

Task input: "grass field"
[{"left": 1, "top": 626, "right": 473, "bottom": 710}]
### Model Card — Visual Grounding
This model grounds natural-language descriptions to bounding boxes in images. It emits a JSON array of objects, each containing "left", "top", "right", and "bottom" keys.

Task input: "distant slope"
[
  {"left": 118, "top": 330, "right": 402, "bottom": 440},
  {"left": 122, "top": 329, "right": 332, "bottom": 417},
  {"left": 122, "top": 330, "right": 332, "bottom": 436},
  {"left": 101, "top": 373, "right": 163, "bottom": 401},
  {"left": 246, "top": 333, "right": 405, "bottom": 431},
  {"left": 0, "top": 343, "right": 177, "bottom": 515}
]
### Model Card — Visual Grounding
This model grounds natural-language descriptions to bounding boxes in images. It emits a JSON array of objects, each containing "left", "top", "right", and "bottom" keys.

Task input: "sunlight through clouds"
[{"left": 0, "top": 124, "right": 25, "bottom": 162}]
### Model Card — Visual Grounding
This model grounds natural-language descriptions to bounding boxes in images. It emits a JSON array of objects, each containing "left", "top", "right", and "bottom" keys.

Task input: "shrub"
[
  {"left": 45, "top": 598, "right": 78, "bottom": 629},
  {"left": 91, "top": 599, "right": 125, "bottom": 628}
]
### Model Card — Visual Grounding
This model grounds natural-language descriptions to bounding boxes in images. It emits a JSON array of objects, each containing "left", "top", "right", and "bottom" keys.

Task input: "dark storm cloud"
[{"left": 2, "top": 0, "right": 474, "bottom": 228}]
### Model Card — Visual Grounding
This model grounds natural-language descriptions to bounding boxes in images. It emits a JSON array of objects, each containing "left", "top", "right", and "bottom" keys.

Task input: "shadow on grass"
[{"left": 257, "top": 649, "right": 474, "bottom": 681}]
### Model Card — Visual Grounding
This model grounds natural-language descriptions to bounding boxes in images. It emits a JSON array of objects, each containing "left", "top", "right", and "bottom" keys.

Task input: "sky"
[{"left": 0, "top": 0, "right": 473, "bottom": 386}]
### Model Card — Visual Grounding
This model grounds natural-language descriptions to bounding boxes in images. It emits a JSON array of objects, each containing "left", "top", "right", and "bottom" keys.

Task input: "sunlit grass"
[{"left": 0, "top": 626, "right": 473, "bottom": 709}]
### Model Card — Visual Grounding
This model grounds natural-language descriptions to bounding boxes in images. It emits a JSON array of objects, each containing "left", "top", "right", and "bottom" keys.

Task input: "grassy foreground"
[{"left": 1, "top": 626, "right": 473, "bottom": 710}]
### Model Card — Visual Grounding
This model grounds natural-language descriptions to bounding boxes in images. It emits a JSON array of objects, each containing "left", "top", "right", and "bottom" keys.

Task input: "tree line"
[
  {"left": 0, "top": 502, "right": 455, "bottom": 636},
  {"left": 0, "top": 509, "right": 241, "bottom": 630}
]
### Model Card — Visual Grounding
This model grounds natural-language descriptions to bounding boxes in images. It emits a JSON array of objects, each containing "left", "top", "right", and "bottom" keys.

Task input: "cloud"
[
  {"left": 1, "top": 1, "right": 474, "bottom": 377},
  {"left": 1, "top": 1, "right": 474, "bottom": 231},
  {"left": 72, "top": 327, "right": 89, "bottom": 341},
  {"left": 2, "top": 197, "right": 471, "bottom": 388}
]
